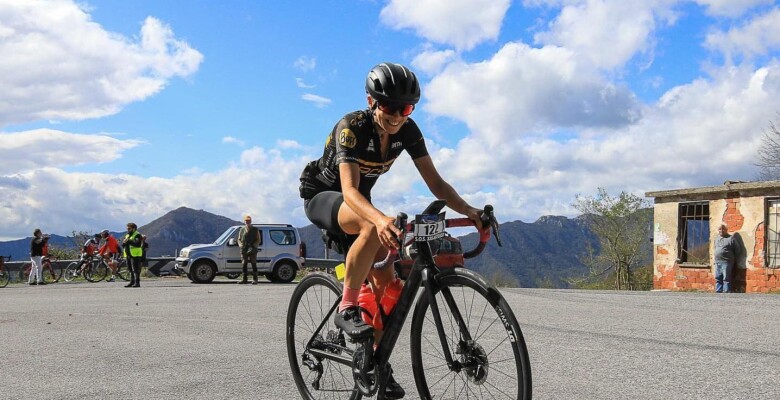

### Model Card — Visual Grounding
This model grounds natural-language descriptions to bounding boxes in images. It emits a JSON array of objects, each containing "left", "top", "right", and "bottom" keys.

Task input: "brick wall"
[{"left": 653, "top": 193, "right": 780, "bottom": 293}]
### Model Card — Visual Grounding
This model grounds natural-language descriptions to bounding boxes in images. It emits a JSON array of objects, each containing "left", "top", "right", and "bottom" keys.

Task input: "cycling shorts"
[
  {"left": 304, "top": 191, "right": 345, "bottom": 235},
  {"left": 304, "top": 191, "right": 359, "bottom": 254}
]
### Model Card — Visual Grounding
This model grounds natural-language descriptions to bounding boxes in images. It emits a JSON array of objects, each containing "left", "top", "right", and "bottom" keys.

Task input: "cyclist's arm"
[
  {"left": 413, "top": 155, "right": 483, "bottom": 229},
  {"left": 339, "top": 162, "right": 400, "bottom": 248}
]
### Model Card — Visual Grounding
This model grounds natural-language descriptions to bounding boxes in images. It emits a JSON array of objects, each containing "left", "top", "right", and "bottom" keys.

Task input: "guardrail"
[{"left": 2, "top": 257, "right": 177, "bottom": 279}]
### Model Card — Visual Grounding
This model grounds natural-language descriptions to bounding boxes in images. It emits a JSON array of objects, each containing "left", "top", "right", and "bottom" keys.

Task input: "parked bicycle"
[
  {"left": 62, "top": 252, "right": 130, "bottom": 282},
  {"left": 0, "top": 255, "right": 10, "bottom": 288},
  {"left": 286, "top": 201, "right": 532, "bottom": 399},
  {"left": 19, "top": 256, "right": 61, "bottom": 283}
]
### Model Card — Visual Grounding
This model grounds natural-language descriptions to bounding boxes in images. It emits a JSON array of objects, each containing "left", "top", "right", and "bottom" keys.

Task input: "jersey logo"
[
  {"left": 391, "top": 142, "right": 402, "bottom": 149},
  {"left": 367, "top": 139, "right": 375, "bottom": 152},
  {"left": 339, "top": 129, "right": 357, "bottom": 149}
]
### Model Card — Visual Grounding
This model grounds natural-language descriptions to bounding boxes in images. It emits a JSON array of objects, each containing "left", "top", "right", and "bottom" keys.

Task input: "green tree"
[
  {"left": 574, "top": 188, "right": 651, "bottom": 290},
  {"left": 756, "top": 113, "right": 780, "bottom": 181}
]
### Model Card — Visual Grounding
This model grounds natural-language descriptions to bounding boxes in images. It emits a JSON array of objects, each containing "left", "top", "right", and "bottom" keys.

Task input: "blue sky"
[{"left": 1, "top": 0, "right": 780, "bottom": 240}]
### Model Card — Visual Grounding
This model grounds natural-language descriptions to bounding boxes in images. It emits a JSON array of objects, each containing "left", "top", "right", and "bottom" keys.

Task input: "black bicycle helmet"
[{"left": 365, "top": 62, "right": 420, "bottom": 105}]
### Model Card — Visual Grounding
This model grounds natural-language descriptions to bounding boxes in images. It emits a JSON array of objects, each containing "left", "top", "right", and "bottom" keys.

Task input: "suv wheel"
[
  {"left": 191, "top": 261, "right": 216, "bottom": 283},
  {"left": 272, "top": 261, "right": 296, "bottom": 283}
]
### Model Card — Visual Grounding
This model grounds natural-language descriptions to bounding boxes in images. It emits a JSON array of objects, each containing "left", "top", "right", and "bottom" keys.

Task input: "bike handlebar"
[{"left": 372, "top": 204, "right": 501, "bottom": 269}]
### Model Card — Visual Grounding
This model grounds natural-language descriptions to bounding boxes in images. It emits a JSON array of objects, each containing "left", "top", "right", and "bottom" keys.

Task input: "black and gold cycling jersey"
[{"left": 299, "top": 109, "right": 429, "bottom": 200}]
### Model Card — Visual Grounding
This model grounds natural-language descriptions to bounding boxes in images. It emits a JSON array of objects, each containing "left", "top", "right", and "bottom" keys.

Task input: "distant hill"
[
  {"left": 138, "top": 207, "right": 241, "bottom": 256},
  {"left": 0, "top": 207, "right": 653, "bottom": 288},
  {"left": 0, "top": 234, "right": 75, "bottom": 261}
]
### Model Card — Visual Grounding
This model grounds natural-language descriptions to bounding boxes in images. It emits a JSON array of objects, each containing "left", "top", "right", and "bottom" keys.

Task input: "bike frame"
[{"left": 304, "top": 200, "right": 494, "bottom": 393}]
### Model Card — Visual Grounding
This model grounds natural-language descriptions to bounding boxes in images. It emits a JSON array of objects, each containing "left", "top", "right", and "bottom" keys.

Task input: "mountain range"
[{"left": 0, "top": 207, "right": 652, "bottom": 288}]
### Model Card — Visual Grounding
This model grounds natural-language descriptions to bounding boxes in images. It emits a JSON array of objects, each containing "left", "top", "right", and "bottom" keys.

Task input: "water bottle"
[
  {"left": 357, "top": 284, "right": 378, "bottom": 329},
  {"left": 377, "top": 278, "right": 403, "bottom": 328}
]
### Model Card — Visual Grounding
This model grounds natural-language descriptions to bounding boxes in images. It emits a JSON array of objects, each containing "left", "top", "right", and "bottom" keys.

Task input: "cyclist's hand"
[
  {"left": 465, "top": 207, "right": 484, "bottom": 230},
  {"left": 375, "top": 215, "right": 401, "bottom": 250}
]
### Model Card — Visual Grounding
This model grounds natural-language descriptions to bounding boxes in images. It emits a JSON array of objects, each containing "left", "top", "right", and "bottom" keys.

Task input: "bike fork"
[{"left": 422, "top": 268, "right": 473, "bottom": 373}]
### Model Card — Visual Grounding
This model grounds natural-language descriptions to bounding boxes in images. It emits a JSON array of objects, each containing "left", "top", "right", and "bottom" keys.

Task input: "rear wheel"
[
  {"left": 225, "top": 272, "right": 241, "bottom": 280},
  {"left": 42, "top": 261, "right": 60, "bottom": 283},
  {"left": 84, "top": 261, "right": 108, "bottom": 282},
  {"left": 272, "top": 261, "right": 297, "bottom": 283},
  {"left": 410, "top": 268, "right": 532, "bottom": 400},
  {"left": 0, "top": 270, "right": 9, "bottom": 287},
  {"left": 287, "top": 272, "right": 361, "bottom": 400},
  {"left": 18, "top": 263, "right": 31, "bottom": 283}
]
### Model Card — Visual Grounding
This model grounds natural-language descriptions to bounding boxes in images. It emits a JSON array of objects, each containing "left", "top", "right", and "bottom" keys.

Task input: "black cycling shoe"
[
  {"left": 384, "top": 368, "right": 406, "bottom": 399},
  {"left": 333, "top": 306, "right": 374, "bottom": 339}
]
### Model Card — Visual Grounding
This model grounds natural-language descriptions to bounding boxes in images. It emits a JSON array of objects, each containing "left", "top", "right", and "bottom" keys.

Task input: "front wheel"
[
  {"left": 116, "top": 260, "right": 131, "bottom": 281},
  {"left": 62, "top": 262, "right": 81, "bottom": 282},
  {"left": 286, "top": 272, "right": 361, "bottom": 400},
  {"left": 0, "top": 270, "right": 9, "bottom": 287},
  {"left": 410, "top": 268, "right": 532, "bottom": 400},
  {"left": 18, "top": 263, "right": 31, "bottom": 283}
]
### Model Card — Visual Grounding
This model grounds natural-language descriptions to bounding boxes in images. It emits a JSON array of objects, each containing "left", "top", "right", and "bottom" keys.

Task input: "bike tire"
[
  {"left": 116, "top": 260, "right": 130, "bottom": 281},
  {"left": 286, "top": 272, "right": 362, "bottom": 400},
  {"left": 18, "top": 263, "right": 31, "bottom": 283},
  {"left": 410, "top": 268, "right": 532, "bottom": 400},
  {"left": 62, "top": 262, "right": 81, "bottom": 282},
  {"left": 84, "top": 261, "right": 107, "bottom": 283},
  {"left": 42, "top": 261, "right": 60, "bottom": 283},
  {"left": 0, "top": 270, "right": 8, "bottom": 288}
]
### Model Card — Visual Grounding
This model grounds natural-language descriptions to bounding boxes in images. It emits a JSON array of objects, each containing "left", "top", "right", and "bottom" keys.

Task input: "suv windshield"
[{"left": 213, "top": 227, "right": 236, "bottom": 245}]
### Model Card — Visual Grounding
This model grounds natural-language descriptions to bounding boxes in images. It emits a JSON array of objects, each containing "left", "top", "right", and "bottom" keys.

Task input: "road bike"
[
  {"left": 19, "top": 256, "right": 61, "bottom": 283},
  {"left": 62, "top": 253, "right": 116, "bottom": 282},
  {"left": 286, "top": 201, "right": 532, "bottom": 399},
  {"left": 0, "top": 255, "right": 10, "bottom": 288}
]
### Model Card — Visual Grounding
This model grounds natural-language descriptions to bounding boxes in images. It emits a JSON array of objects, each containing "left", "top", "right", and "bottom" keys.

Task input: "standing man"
[
  {"left": 29, "top": 229, "right": 46, "bottom": 285},
  {"left": 237, "top": 215, "right": 260, "bottom": 285},
  {"left": 714, "top": 224, "right": 737, "bottom": 293},
  {"left": 122, "top": 222, "right": 144, "bottom": 288}
]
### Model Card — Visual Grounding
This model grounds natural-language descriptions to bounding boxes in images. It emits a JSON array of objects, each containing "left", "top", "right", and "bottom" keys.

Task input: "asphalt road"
[{"left": 1, "top": 278, "right": 779, "bottom": 399}]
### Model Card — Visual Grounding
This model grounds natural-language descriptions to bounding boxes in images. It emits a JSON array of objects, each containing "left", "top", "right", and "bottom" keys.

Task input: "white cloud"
[
  {"left": 380, "top": 0, "right": 511, "bottom": 50},
  {"left": 0, "top": 146, "right": 315, "bottom": 240},
  {"left": 277, "top": 139, "right": 303, "bottom": 149},
  {"left": 0, "top": 1, "right": 203, "bottom": 128},
  {"left": 302, "top": 93, "right": 332, "bottom": 108},
  {"left": 425, "top": 42, "right": 641, "bottom": 147},
  {"left": 0, "top": 129, "right": 141, "bottom": 175},
  {"left": 531, "top": 0, "right": 679, "bottom": 70},
  {"left": 222, "top": 136, "right": 245, "bottom": 146},
  {"left": 422, "top": 62, "right": 780, "bottom": 223},
  {"left": 294, "top": 56, "right": 316, "bottom": 72},
  {"left": 705, "top": 7, "right": 780, "bottom": 61},
  {"left": 694, "top": 0, "right": 775, "bottom": 17},
  {"left": 412, "top": 49, "right": 458, "bottom": 75},
  {"left": 296, "top": 78, "right": 316, "bottom": 89}
]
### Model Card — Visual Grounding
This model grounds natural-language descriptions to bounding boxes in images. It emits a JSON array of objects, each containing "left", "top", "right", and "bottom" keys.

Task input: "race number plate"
[{"left": 414, "top": 212, "right": 445, "bottom": 242}]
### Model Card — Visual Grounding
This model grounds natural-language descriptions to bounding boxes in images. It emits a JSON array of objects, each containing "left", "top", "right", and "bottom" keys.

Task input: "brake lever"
[
  {"left": 483, "top": 205, "right": 502, "bottom": 247},
  {"left": 395, "top": 212, "right": 408, "bottom": 249}
]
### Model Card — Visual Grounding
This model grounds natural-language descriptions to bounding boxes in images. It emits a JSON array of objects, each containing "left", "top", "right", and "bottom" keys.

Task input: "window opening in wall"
[
  {"left": 678, "top": 202, "right": 710, "bottom": 264},
  {"left": 768, "top": 199, "right": 780, "bottom": 268}
]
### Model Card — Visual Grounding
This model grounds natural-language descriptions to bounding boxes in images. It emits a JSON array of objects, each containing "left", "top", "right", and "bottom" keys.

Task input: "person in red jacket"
[{"left": 98, "top": 229, "right": 120, "bottom": 282}]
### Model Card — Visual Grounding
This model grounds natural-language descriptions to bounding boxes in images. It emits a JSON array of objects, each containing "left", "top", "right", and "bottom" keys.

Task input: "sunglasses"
[{"left": 376, "top": 100, "right": 415, "bottom": 117}]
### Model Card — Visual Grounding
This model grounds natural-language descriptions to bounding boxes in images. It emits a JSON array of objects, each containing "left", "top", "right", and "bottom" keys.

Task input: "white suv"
[{"left": 175, "top": 224, "right": 306, "bottom": 283}]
